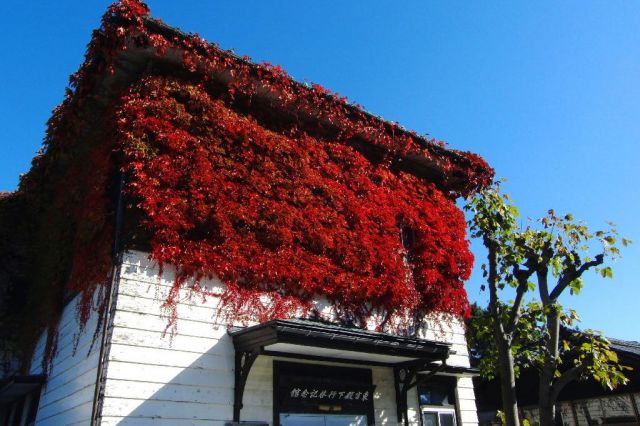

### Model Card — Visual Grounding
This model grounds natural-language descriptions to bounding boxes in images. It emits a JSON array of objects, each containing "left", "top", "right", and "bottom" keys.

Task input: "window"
[
  {"left": 418, "top": 376, "right": 458, "bottom": 426},
  {"left": 421, "top": 408, "right": 457, "bottom": 426},
  {"left": 0, "top": 389, "right": 40, "bottom": 426}
]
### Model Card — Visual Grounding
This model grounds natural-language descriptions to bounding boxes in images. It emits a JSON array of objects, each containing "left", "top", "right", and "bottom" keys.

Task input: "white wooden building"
[
  {"left": 0, "top": 2, "right": 492, "bottom": 425},
  {"left": 22, "top": 251, "right": 479, "bottom": 426}
]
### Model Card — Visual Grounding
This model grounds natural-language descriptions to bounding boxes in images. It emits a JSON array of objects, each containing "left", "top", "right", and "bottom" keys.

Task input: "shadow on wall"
[
  {"left": 92, "top": 251, "right": 408, "bottom": 426},
  {"left": 97, "top": 252, "right": 274, "bottom": 425},
  {"left": 100, "top": 330, "right": 272, "bottom": 425}
]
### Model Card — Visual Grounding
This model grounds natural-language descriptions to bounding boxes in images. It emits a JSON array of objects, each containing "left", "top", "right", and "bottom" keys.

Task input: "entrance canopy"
[
  {"left": 229, "top": 319, "right": 451, "bottom": 366},
  {"left": 228, "top": 319, "right": 453, "bottom": 425}
]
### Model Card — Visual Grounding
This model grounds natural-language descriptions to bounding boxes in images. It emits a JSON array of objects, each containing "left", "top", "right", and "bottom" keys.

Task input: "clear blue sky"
[{"left": 1, "top": 1, "right": 638, "bottom": 340}]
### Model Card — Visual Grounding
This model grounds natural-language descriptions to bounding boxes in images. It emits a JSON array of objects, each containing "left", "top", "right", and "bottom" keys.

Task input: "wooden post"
[
  {"left": 570, "top": 401, "right": 579, "bottom": 426},
  {"left": 233, "top": 350, "right": 259, "bottom": 422}
]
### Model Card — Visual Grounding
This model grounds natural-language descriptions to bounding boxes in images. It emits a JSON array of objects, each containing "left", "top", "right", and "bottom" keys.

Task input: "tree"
[{"left": 464, "top": 180, "right": 631, "bottom": 426}]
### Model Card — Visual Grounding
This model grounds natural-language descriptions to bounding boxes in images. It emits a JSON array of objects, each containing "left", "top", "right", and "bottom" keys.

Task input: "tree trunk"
[
  {"left": 485, "top": 238, "right": 520, "bottom": 426},
  {"left": 538, "top": 396, "right": 555, "bottom": 426},
  {"left": 495, "top": 324, "right": 520, "bottom": 426},
  {"left": 538, "top": 306, "right": 560, "bottom": 426},
  {"left": 539, "top": 361, "right": 556, "bottom": 426}
]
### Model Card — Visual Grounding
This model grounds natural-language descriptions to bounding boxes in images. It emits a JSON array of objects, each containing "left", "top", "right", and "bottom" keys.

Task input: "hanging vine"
[{"left": 5, "top": 0, "right": 494, "bottom": 371}]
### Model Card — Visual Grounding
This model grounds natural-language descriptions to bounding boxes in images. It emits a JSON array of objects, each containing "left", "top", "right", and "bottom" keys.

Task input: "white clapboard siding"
[
  {"left": 100, "top": 251, "right": 239, "bottom": 424},
  {"left": 104, "top": 379, "right": 233, "bottom": 405},
  {"left": 114, "top": 293, "right": 222, "bottom": 326},
  {"left": 106, "top": 360, "right": 234, "bottom": 388},
  {"left": 418, "top": 316, "right": 472, "bottom": 369},
  {"left": 101, "top": 417, "right": 229, "bottom": 426},
  {"left": 110, "top": 325, "right": 230, "bottom": 354},
  {"left": 456, "top": 377, "right": 479, "bottom": 426},
  {"left": 29, "top": 292, "right": 102, "bottom": 426},
  {"left": 116, "top": 280, "right": 224, "bottom": 314},
  {"left": 98, "top": 250, "right": 478, "bottom": 425},
  {"left": 108, "top": 343, "right": 233, "bottom": 370},
  {"left": 36, "top": 401, "right": 94, "bottom": 426},
  {"left": 37, "top": 366, "right": 98, "bottom": 411},
  {"left": 406, "top": 387, "right": 421, "bottom": 425},
  {"left": 372, "top": 366, "right": 401, "bottom": 424}
]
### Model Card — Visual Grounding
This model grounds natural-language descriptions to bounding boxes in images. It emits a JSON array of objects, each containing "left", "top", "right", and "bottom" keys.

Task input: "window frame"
[
  {"left": 421, "top": 406, "right": 457, "bottom": 426},
  {"left": 416, "top": 374, "right": 460, "bottom": 426}
]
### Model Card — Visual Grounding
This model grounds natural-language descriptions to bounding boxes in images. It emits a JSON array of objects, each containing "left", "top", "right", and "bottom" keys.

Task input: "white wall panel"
[
  {"left": 97, "top": 250, "right": 479, "bottom": 425},
  {"left": 29, "top": 292, "right": 102, "bottom": 425}
]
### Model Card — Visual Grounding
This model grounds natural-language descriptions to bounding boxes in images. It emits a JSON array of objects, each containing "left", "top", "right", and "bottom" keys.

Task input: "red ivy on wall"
[
  {"left": 119, "top": 77, "right": 475, "bottom": 328},
  {"left": 15, "top": 0, "right": 493, "bottom": 369}
]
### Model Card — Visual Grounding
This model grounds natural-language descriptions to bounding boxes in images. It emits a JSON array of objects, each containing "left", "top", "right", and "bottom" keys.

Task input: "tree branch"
[
  {"left": 486, "top": 238, "right": 500, "bottom": 315},
  {"left": 485, "top": 236, "right": 508, "bottom": 342},
  {"left": 550, "top": 364, "right": 587, "bottom": 403},
  {"left": 505, "top": 266, "right": 535, "bottom": 334},
  {"left": 537, "top": 267, "right": 550, "bottom": 305},
  {"left": 550, "top": 254, "right": 604, "bottom": 300}
]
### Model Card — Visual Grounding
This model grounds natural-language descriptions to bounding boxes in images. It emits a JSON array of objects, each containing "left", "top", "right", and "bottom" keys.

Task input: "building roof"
[
  {"left": 136, "top": 17, "right": 491, "bottom": 196},
  {"left": 610, "top": 338, "right": 640, "bottom": 358},
  {"left": 22, "top": 0, "right": 490, "bottom": 199}
]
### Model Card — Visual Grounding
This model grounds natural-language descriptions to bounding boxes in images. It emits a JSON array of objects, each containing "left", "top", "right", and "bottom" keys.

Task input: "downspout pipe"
[{"left": 90, "top": 174, "right": 126, "bottom": 425}]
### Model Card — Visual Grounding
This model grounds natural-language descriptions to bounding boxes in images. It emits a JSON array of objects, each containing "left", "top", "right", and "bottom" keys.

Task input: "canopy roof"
[{"left": 229, "top": 319, "right": 451, "bottom": 366}]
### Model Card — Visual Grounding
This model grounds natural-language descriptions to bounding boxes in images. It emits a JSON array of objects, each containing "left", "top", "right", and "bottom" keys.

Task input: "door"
[
  {"left": 274, "top": 362, "right": 374, "bottom": 426},
  {"left": 280, "top": 413, "right": 367, "bottom": 426}
]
